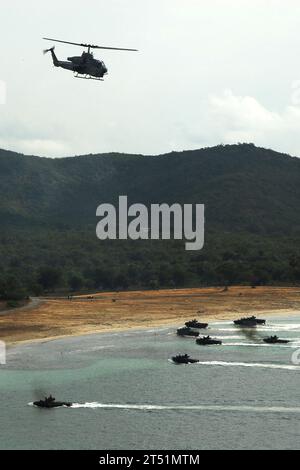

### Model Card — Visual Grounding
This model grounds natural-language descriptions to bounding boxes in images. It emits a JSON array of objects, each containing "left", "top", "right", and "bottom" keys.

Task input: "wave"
[
  {"left": 28, "top": 401, "right": 300, "bottom": 413},
  {"left": 223, "top": 342, "right": 294, "bottom": 348},
  {"left": 265, "top": 326, "right": 300, "bottom": 332},
  {"left": 146, "top": 328, "right": 172, "bottom": 333},
  {"left": 269, "top": 323, "right": 300, "bottom": 329},
  {"left": 214, "top": 328, "right": 255, "bottom": 332},
  {"left": 219, "top": 335, "right": 243, "bottom": 339},
  {"left": 169, "top": 358, "right": 299, "bottom": 368},
  {"left": 255, "top": 324, "right": 300, "bottom": 332},
  {"left": 64, "top": 345, "right": 115, "bottom": 355},
  {"left": 69, "top": 402, "right": 300, "bottom": 413},
  {"left": 196, "top": 361, "right": 300, "bottom": 371}
]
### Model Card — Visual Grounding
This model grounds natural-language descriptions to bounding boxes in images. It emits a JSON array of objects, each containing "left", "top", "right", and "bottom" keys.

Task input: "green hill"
[{"left": 0, "top": 143, "right": 300, "bottom": 295}]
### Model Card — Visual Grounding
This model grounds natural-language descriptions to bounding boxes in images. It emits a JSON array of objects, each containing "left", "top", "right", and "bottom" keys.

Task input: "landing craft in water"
[
  {"left": 234, "top": 316, "right": 266, "bottom": 327},
  {"left": 185, "top": 319, "right": 208, "bottom": 329},
  {"left": 33, "top": 395, "right": 72, "bottom": 408},
  {"left": 263, "top": 336, "right": 290, "bottom": 344},
  {"left": 177, "top": 327, "right": 199, "bottom": 337},
  {"left": 172, "top": 354, "right": 198, "bottom": 364},
  {"left": 196, "top": 336, "right": 222, "bottom": 346}
]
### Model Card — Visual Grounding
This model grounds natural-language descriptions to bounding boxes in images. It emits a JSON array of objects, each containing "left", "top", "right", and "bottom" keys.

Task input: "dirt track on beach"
[{"left": 1, "top": 286, "right": 300, "bottom": 345}]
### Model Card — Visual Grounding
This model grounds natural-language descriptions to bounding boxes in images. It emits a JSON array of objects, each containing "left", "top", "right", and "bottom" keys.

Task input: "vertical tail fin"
[{"left": 43, "top": 46, "right": 59, "bottom": 66}]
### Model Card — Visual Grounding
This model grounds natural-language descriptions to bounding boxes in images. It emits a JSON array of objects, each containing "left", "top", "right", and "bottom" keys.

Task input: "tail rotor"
[{"left": 43, "top": 46, "right": 55, "bottom": 55}]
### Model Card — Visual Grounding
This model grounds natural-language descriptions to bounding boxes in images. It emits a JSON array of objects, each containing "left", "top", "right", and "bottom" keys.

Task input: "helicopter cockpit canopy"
[{"left": 100, "top": 61, "right": 108, "bottom": 74}]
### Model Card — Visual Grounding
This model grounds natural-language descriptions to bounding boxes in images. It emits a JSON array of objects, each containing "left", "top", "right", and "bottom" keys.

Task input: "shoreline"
[
  {"left": 7, "top": 307, "right": 300, "bottom": 349},
  {"left": 1, "top": 286, "right": 300, "bottom": 347}
]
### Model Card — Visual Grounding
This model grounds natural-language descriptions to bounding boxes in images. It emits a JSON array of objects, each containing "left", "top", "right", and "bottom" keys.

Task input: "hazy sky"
[{"left": 1, "top": 0, "right": 300, "bottom": 157}]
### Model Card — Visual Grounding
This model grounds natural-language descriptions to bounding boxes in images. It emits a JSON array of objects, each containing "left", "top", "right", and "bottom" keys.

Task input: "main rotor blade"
[
  {"left": 90, "top": 46, "right": 138, "bottom": 52},
  {"left": 43, "top": 38, "right": 138, "bottom": 51},
  {"left": 93, "top": 45, "right": 138, "bottom": 52},
  {"left": 43, "top": 38, "right": 88, "bottom": 47}
]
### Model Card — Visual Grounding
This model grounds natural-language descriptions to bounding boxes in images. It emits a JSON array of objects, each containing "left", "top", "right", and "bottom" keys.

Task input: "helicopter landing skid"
[{"left": 74, "top": 73, "right": 104, "bottom": 81}]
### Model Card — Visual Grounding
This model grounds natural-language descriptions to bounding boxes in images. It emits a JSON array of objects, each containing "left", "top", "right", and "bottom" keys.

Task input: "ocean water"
[{"left": 1, "top": 316, "right": 300, "bottom": 450}]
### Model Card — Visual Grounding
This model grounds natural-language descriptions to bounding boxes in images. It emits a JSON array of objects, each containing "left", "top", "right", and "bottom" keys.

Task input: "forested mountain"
[
  {"left": 1, "top": 143, "right": 300, "bottom": 234},
  {"left": 1, "top": 143, "right": 300, "bottom": 297}
]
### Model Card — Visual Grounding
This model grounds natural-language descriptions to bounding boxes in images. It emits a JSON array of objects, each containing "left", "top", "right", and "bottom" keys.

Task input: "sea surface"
[{"left": 1, "top": 315, "right": 300, "bottom": 450}]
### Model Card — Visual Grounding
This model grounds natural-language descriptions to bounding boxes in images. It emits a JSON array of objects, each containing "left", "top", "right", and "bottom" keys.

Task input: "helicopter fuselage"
[
  {"left": 50, "top": 49, "right": 107, "bottom": 78},
  {"left": 43, "top": 37, "right": 137, "bottom": 81},
  {"left": 43, "top": 37, "right": 137, "bottom": 80}
]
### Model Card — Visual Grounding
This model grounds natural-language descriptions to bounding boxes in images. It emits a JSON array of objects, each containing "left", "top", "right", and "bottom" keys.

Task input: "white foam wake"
[
  {"left": 214, "top": 328, "right": 246, "bottom": 332},
  {"left": 214, "top": 324, "right": 300, "bottom": 333},
  {"left": 28, "top": 401, "right": 300, "bottom": 413},
  {"left": 65, "top": 345, "right": 115, "bottom": 355},
  {"left": 70, "top": 402, "right": 300, "bottom": 413},
  {"left": 223, "top": 342, "right": 294, "bottom": 348},
  {"left": 196, "top": 361, "right": 300, "bottom": 370},
  {"left": 265, "top": 325, "right": 300, "bottom": 332},
  {"left": 221, "top": 335, "right": 244, "bottom": 339}
]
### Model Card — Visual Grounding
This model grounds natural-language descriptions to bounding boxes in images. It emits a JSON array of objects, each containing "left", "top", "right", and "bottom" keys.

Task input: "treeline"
[
  {"left": 1, "top": 144, "right": 300, "bottom": 300},
  {"left": 0, "top": 276, "right": 28, "bottom": 301},
  {"left": 1, "top": 228, "right": 300, "bottom": 299}
]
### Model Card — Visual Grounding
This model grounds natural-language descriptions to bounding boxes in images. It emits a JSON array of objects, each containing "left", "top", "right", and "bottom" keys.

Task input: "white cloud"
[
  {"left": 1, "top": 1, "right": 300, "bottom": 157},
  {"left": 0, "top": 138, "right": 71, "bottom": 157},
  {"left": 186, "top": 90, "right": 300, "bottom": 156},
  {"left": 210, "top": 90, "right": 281, "bottom": 138},
  {"left": 0, "top": 114, "right": 72, "bottom": 157}
]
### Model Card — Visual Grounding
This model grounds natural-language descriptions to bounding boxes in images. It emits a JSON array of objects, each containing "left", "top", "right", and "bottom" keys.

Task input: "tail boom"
[{"left": 43, "top": 46, "right": 59, "bottom": 67}]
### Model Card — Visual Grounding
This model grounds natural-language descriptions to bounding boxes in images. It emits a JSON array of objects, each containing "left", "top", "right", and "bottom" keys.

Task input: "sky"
[{"left": 1, "top": 0, "right": 300, "bottom": 157}]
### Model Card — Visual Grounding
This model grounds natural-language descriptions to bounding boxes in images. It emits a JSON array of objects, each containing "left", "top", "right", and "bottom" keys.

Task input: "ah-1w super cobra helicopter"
[{"left": 43, "top": 37, "right": 138, "bottom": 81}]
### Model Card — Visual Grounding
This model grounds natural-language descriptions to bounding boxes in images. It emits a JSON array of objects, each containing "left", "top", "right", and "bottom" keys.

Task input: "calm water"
[{"left": 1, "top": 316, "right": 300, "bottom": 450}]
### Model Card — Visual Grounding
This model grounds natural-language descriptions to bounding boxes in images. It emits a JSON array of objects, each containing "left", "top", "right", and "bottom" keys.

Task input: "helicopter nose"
[{"left": 101, "top": 62, "right": 108, "bottom": 74}]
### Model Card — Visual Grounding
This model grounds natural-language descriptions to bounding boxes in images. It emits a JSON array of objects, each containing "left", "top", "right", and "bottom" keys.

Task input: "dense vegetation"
[{"left": 0, "top": 143, "right": 300, "bottom": 298}]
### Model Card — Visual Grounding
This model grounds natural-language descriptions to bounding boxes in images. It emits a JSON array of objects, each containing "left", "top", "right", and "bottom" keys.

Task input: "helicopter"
[{"left": 43, "top": 38, "right": 138, "bottom": 81}]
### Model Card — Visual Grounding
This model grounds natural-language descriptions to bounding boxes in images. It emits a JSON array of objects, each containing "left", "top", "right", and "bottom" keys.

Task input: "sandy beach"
[{"left": 1, "top": 286, "right": 300, "bottom": 345}]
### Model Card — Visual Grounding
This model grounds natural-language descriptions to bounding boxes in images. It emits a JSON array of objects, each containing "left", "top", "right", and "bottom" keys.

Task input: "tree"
[
  {"left": 115, "top": 273, "right": 129, "bottom": 289},
  {"left": 0, "top": 275, "right": 27, "bottom": 300},
  {"left": 68, "top": 274, "right": 84, "bottom": 292},
  {"left": 172, "top": 266, "right": 186, "bottom": 287},
  {"left": 37, "top": 267, "right": 62, "bottom": 291}
]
